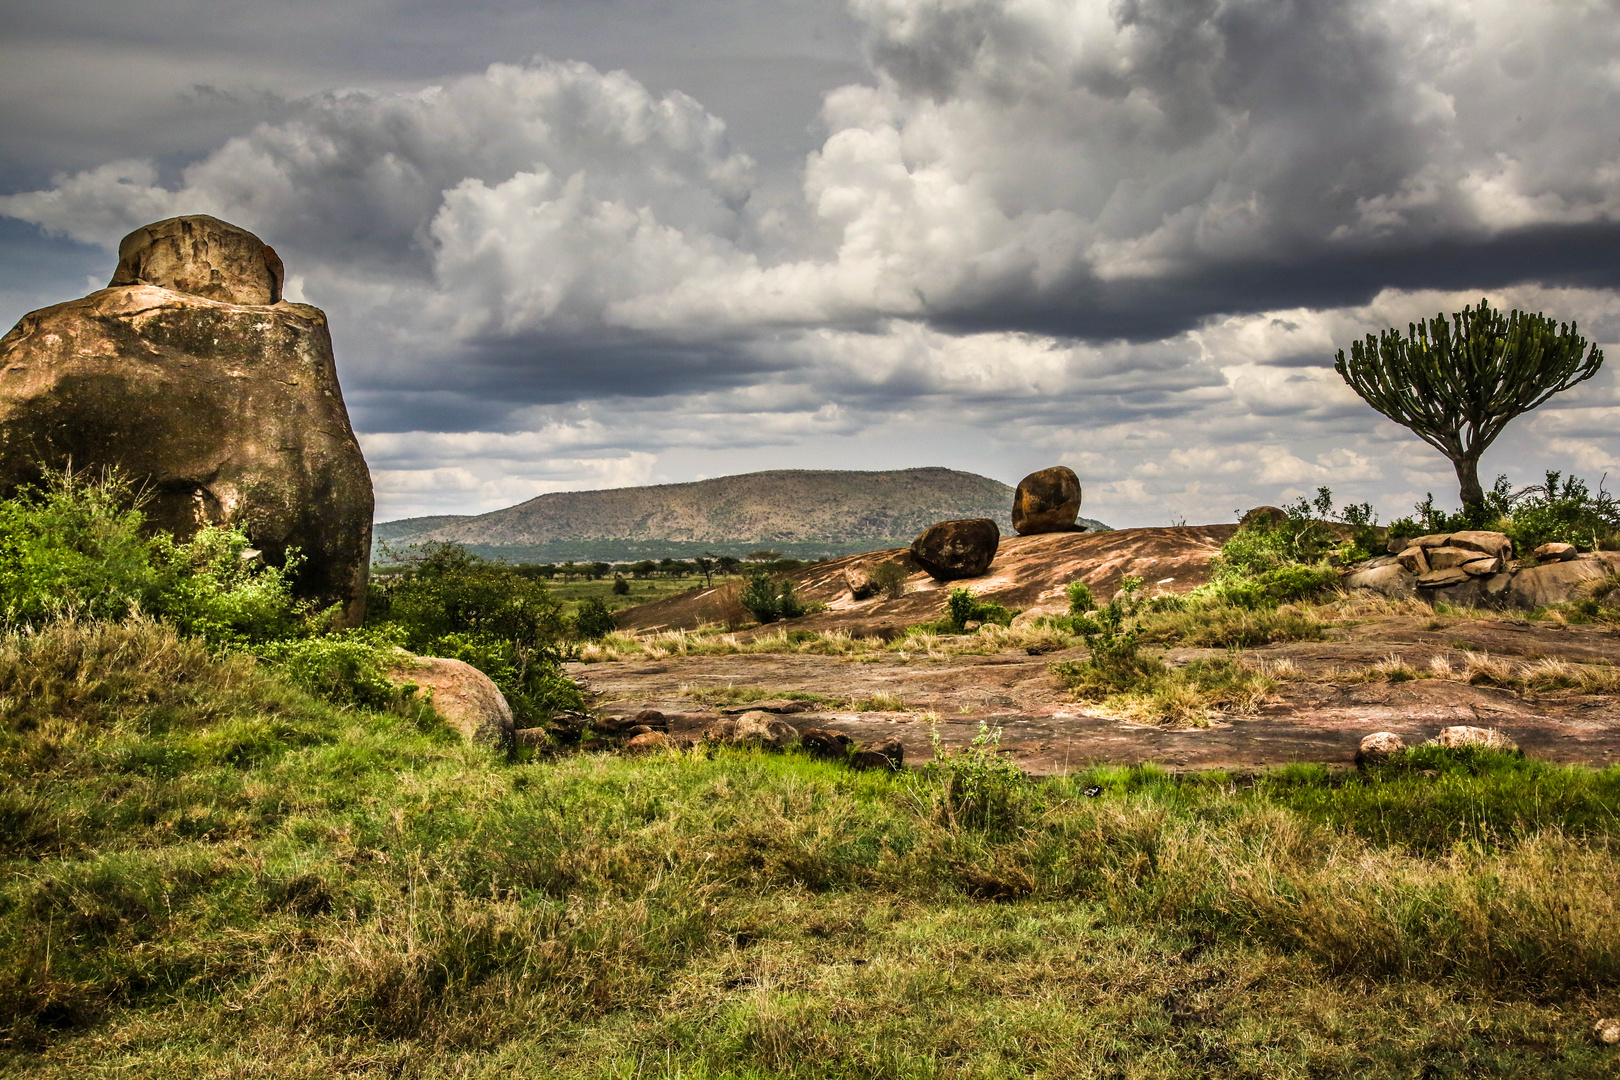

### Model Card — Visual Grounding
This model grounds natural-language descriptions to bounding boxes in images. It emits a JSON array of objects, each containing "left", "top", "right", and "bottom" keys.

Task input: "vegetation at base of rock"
[
  {"left": 0, "top": 469, "right": 306, "bottom": 645},
  {"left": 367, "top": 541, "right": 582, "bottom": 721},
  {"left": 5, "top": 634, "right": 1619, "bottom": 1074},
  {"left": 1335, "top": 298, "right": 1604, "bottom": 516}
]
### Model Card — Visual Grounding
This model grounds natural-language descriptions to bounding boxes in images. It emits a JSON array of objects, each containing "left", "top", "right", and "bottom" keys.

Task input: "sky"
[{"left": 1, "top": 0, "right": 1617, "bottom": 527}]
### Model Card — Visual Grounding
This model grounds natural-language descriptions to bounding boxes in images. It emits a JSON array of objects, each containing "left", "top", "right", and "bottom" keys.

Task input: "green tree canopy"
[{"left": 1334, "top": 299, "right": 1603, "bottom": 517}]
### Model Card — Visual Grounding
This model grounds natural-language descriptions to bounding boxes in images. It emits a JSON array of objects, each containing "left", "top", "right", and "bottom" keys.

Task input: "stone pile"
[{"left": 1343, "top": 529, "right": 1620, "bottom": 609}]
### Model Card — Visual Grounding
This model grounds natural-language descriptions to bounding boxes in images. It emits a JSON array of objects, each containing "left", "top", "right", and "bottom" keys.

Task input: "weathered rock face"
[
  {"left": 111, "top": 216, "right": 284, "bottom": 305},
  {"left": 0, "top": 216, "right": 373, "bottom": 625},
  {"left": 911, "top": 518, "right": 1000, "bottom": 581},
  {"left": 1012, "top": 466, "right": 1082, "bottom": 535},
  {"left": 845, "top": 563, "right": 877, "bottom": 600},
  {"left": 393, "top": 657, "right": 515, "bottom": 746}
]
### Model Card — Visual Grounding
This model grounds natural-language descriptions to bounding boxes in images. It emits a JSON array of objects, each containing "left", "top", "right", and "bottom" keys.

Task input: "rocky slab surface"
[{"left": 574, "top": 614, "right": 1620, "bottom": 772}]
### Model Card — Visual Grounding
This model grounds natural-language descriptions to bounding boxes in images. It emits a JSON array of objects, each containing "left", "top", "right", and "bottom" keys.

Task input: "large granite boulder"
[
  {"left": 911, "top": 518, "right": 1000, "bottom": 581},
  {"left": 1012, "top": 466, "right": 1082, "bottom": 535},
  {"left": 0, "top": 216, "right": 372, "bottom": 625}
]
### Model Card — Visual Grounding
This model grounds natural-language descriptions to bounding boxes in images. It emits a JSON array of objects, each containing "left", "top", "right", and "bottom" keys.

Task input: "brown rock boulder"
[
  {"left": 799, "top": 727, "right": 854, "bottom": 761},
  {"left": 624, "top": 731, "right": 671, "bottom": 753},
  {"left": 1343, "top": 562, "right": 1417, "bottom": 600},
  {"left": 1426, "top": 546, "right": 1478, "bottom": 570},
  {"left": 1462, "top": 557, "right": 1501, "bottom": 576},
  {"left": 911, "top": 518, "right": 1000, "bottom": 581},
  {"left": 1416, "top": 567, "right": 1470, "bottom": 589},
  {"left": 845, "top": 563, "right": 877, "bottom": 600},
  {"left": 0, "top": 216, "right": 373, "bottom": 625},
  {"left": 1395, "top": 546, "right": 1430, "bottom": 574},
  {"left": 704, "top": 711, "right": 799, "bottom": 749},
  {"left": 111, "top": 215, "right": 284, "bottom": 305},
  {"left": 1012, "top": 466, "right": 1082, "bottom": 535},
  {"left": 1356, "top": 731, "right": 1406, "bottom": 766},
  {"left": 1506, "top": 553, "right": 1620, "bottom": 609},
  {"left": 1446, "top": 530, "right": 1512, "bottom": 562},
  {"left": 392, "top": 657, "right": 515, "bottom": 747},
  {"left": 1534, "top": 542, "right": 1578, "bottom": 563}
]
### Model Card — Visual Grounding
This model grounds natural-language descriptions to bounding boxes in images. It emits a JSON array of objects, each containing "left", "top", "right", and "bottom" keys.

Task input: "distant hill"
[{"left": 374, "top": 467, "right": 1110, "bottom": 563}]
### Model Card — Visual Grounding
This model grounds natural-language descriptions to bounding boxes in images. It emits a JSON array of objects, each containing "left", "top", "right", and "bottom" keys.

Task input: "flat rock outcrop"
[
  {"left": 1012, "top": 466, "right": 1082, "bottom": 535},
  {"left": 1344, "top": 530, "right": 1620, "bottom": 611},
  {"left": 911, "top": 518, "right": 1000, "bottom": 581},
  {"left": 0, "top": 215, "right": 372, "bottom": 624}
]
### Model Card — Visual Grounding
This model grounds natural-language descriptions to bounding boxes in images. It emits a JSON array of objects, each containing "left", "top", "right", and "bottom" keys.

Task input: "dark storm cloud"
[
  {"left": 931, "top": 221, "right": 1620, "bottom": 343},
  {"left": 1, "top": 0, "right": 1616, "bottom": 523}
]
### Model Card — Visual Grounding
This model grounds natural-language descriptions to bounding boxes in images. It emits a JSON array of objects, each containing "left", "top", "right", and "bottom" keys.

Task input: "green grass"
[{"left": 4, "top": 621, "right": 1620, "bottom": 1077}]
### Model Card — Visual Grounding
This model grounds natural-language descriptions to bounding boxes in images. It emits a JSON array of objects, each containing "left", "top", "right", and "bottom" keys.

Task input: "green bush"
[
  {"left": 254, "top": 626, "right": 417, "bottom": 710},
  {"left": 0, "top": 469, "right": 305, "bottom": 646},
  {"left": 368, "top": 542, "right": 580, "bottom": 721},
  {"left": 572, "top": 597, "right": 617, "bottom": 640},
  {"left": 1502, "top": 471, "right": 1620, "bottom": 553},
  {"left": 1065, "top": 580, "right": 1095, "bottom": 614},
  {"left": 611, "top": 576, "right": 630, "bottom": 595},
  {"left": 869, "top": 560, "right": 909, "bottom": 599},
  {"left": 942, "top": 587, "right": 1014, "bottom": 631},
  {"left": 739, "top": 572, "right": 808, "bottom": 623}
]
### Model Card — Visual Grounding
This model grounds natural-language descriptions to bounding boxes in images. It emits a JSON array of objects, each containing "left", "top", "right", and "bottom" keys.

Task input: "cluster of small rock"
[
  {"left": 517, "top": 707, "right": 905, "bottom": 770},
  {"left": 1354, "top": 725, "right": 1520, "bottom": 766},
  {"left": 1345, "top": 529, "right": 1620, "bottom": 609}
]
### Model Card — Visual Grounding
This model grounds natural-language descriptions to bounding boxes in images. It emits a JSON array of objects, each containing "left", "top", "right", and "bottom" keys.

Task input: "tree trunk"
[{"left": 1454, "top": 453, "right": 1486, "bottom": 520}]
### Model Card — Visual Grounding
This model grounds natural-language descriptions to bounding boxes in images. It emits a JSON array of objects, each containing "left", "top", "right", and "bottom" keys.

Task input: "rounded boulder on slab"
[
  {"left": 1507, "top": 553, "right": 1620, "bottom": 609},
  {"left": 1534, "top": 541, "right": 1578, "bottom": 563},
  {"left": 1012, "top": 466, "right": 1082, "bottom": 535},
  {"left": 392, "top": 657, "right": 515, "bottom": 747},
  {"left": 910, "top": 518, "right": 1000, "bottom": 581},
  {"left": 1430, "top": 725, "right": 1518, "bottom": 753},
  {"left": 844, "top": 563, "right": 877, "bottom": 600},
  {"left": 0, "top": 216, "right": 373, "bottom": 625},
  {"left": 110, "top": 215, "right": 284, "bottom": 306},
  {"left": 1356, "top": 731, "right": 1406, "bottom": 766}
]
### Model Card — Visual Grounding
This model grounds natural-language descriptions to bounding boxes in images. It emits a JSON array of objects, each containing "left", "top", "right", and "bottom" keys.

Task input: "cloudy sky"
[{"left": 2, "top": 0, "right": 1617, "bottom": 526}]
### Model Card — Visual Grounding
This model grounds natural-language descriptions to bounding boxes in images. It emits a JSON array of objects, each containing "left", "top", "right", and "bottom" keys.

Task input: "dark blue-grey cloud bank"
[{"left": 1, "top": 0, "right": 1616, "bottom": 522}]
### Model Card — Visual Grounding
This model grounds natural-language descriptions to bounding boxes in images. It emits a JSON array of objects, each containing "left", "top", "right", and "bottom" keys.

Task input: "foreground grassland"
[{"left": 4, "top": 622, "right": 1620, "bottom": 1078}]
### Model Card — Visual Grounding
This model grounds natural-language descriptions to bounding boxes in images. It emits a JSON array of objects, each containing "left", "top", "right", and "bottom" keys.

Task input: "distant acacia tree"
[
  {"left": 1335, "top": 299, "right": 1603, "bottom": 518},
  {"left": 694, "top": 554, "right": 715, "bottom": 588},
  {"left": 716, "top": 555, "right": 741, "bottom": 576}
]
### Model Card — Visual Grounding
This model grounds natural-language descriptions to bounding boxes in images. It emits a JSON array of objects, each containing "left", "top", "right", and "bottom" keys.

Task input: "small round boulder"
[
  {"left": 1595, "top": 1018, "right": 1620, "bottom": 1046},
  {"left": 911, "top": 518, "right": 1000, "bottom": 581},
  {"left": 1355, "top": 731, "right": 1406, "bottom": 766},
  {"left": 1012, "top": 466, "right": 1082, "bottom": 535}
]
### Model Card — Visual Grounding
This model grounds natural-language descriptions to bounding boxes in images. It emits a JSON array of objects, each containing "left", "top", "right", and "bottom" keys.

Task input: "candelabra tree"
[{"left": 1334, "top": 299, "right": 1604, "bottom": 519}]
